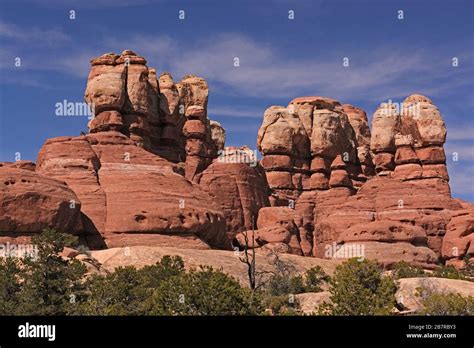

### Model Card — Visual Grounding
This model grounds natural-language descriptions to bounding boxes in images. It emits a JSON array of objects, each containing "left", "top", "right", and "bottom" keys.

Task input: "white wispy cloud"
[
  {"left": 0, "top": 22, "right": 71, "bottom": 45},
  {"left": 2, "top": 27, "right": 473, "bottom": 103},
  {"left": 151, "top": 33, "right": 473, "bottom": 101},
  {"left": 446, "top": 126, "right": 474, "bottom": 141},
  {"left": 51, "top": 51, "right": 101, "bottom": 78},
  {"left": 208, "top": 106, "right": 263, "bottom": 118},
  {"left": 0, "top": 74, "right": 52, "bottom": 88}
]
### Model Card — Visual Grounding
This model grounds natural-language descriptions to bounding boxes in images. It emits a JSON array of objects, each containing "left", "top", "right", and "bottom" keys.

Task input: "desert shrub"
[
  {"left": 264, "top": 254, "right": 329, "bottom": 296},
  {"left": 80, "top": 256, "right": 262, "bottom": 316},
  {"left": 431, "top": 265, "right": 467, "bottom": 281},
  {"left": 392, "top": 259, "right": 474, "bottom": 281},
  {"left": 392, "top": 261, "right": 426, "bottom": 279},
  {"left": 260, "top": 257, "right": 328, "bottom": 315},
  {"left": 78, "top": 266, "right": 147, "bottom": 315},
  {"left": 420, "top": 292, "right": 474, "bottom": 315},
  {"left": 263, "top": 294, "right": 301, "bottom": 315},
  {"left": 263, "top": 252, "right": 300, "bottom": 296},
  {"left": 261, "top": 259, "right": 323, "bottom": 315},
  {"left": 461, "top": 255, "right": 474, "bottom": 278},
  {"left": 303, "top": 266, "right": 330, "bottom": 292},
  {"left": 266, "top": 273, "right": 305, "bottom": 296},
  {"left": 145, "top": 266, "right": 263, "bottom": 315},
  {"left": 139, "top": 255, "right": 185, "bottom": 287},
  {"left": 318, "top": 258, "right": 397, "bottom": 315}
]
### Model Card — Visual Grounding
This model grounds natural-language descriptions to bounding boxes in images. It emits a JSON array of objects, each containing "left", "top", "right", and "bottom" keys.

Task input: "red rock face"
[
  {"left": 312, "top": 176, "right": 460, "bottom": 267},
  {"left": 0, "top": 167, "right": 83, "bottom": 243},
  {"left": 255, "top": 97, "right": 368, "bottom": 256},
  {"left": 257, "top": 98, "right": 367, "bottom": 208},
  {"left": 257, "top": 105, "right": 311, "bottom": 206},
  {"left": 0, "top": 161, "right": 36, "bottom": 171},
  {"left": 198, "top": 146, "right": 270, "bottom": 241},
  {"left": 342, "top": 104, "right": 375, "bottom": 178},
  {"left": 36, "top": 131, "right": 228, "bottom": 249},
  {"left": 442, "top": 200, "right": 474, "bottom": 267},
  {"left": 177, "top": 75, "right": 220, "bottom": 181}
]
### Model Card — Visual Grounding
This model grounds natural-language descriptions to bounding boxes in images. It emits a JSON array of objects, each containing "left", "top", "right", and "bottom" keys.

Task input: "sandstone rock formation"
[
  {"left": 257, "top": 105, "right": 310, "bottom": 206},
  {"left": 257, "top": 97, "right": 367, "bottom": 207},
  {"left": 0, "top": 51, "right": 241, "bottom": 251},
  {"left": 0, "top": 49, "right": 472, "bottom": 271},
  {"left": 210, "top": 120, "right": 226, "bottom": 152},
  {"left": 255, "top": 93, "right": 473, "bottom": 268},
  {"left": 0, "top": 160, "right": 36, "bottom": 171},
  {"left": 253, "top": 97, "right": 370, "bottom": 258},
  {"left": 342, "top": 104, "right": 375, "bottom": 178},
  {"left": 29, "top": 50, "right": 253, "bottom": 249},
  {"left": 370, "top": 94, "right": 448, "bottom": 182},
  {"left": 85, "top": 51, "right": 219, "bottom": 181},
  {"left": 236, "top": 206, "right": 303, "bottom": 255}
]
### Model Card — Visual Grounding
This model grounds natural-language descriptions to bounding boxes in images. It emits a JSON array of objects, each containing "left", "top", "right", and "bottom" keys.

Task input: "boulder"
[
  {"left": 395, "top": 277, "right": 474, "bottom": 313},
  {"left": 370, "top": 105, "right": 400, "bottom": 153},
  {"left": 88, "top": 110, "right": 124, "bottom": 133},
  {"left": 296, "top": 292, "right": 331, "bottom": 314},
  {"left": 0, "top": 167, "right": 82, "bottom": 241},
  {"left": 176, "top": 74, "right": 209, "bottom": 109}
]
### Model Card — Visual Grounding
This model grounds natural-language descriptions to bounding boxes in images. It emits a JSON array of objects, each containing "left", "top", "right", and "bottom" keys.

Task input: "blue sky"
[{"left": 0, "top": 0, "right": 473, "bottom": 201}]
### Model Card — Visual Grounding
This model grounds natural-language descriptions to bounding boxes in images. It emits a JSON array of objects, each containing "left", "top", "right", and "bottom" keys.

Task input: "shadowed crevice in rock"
[{"left": 79, "top": 213, "right": 106, "bottom": 249}]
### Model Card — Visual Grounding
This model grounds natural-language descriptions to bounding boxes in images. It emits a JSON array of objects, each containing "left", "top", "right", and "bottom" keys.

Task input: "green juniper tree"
[
  {"left": 17, "top": 229, "right": 87, "bottom": 315},
  {"left": 319, "top": 258, "right": 397, "bottom": 315},
  {"left": 146, "top": 265, "right": 263, "bottom": 315},
  {"left": 0, "top": 256, "right": 24, "bottom": 315}
]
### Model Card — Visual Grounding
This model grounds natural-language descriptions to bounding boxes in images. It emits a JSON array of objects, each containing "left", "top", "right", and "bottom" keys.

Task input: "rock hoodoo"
[{"left": 244, "top": 93, "right": 472, "bottom": 268}]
